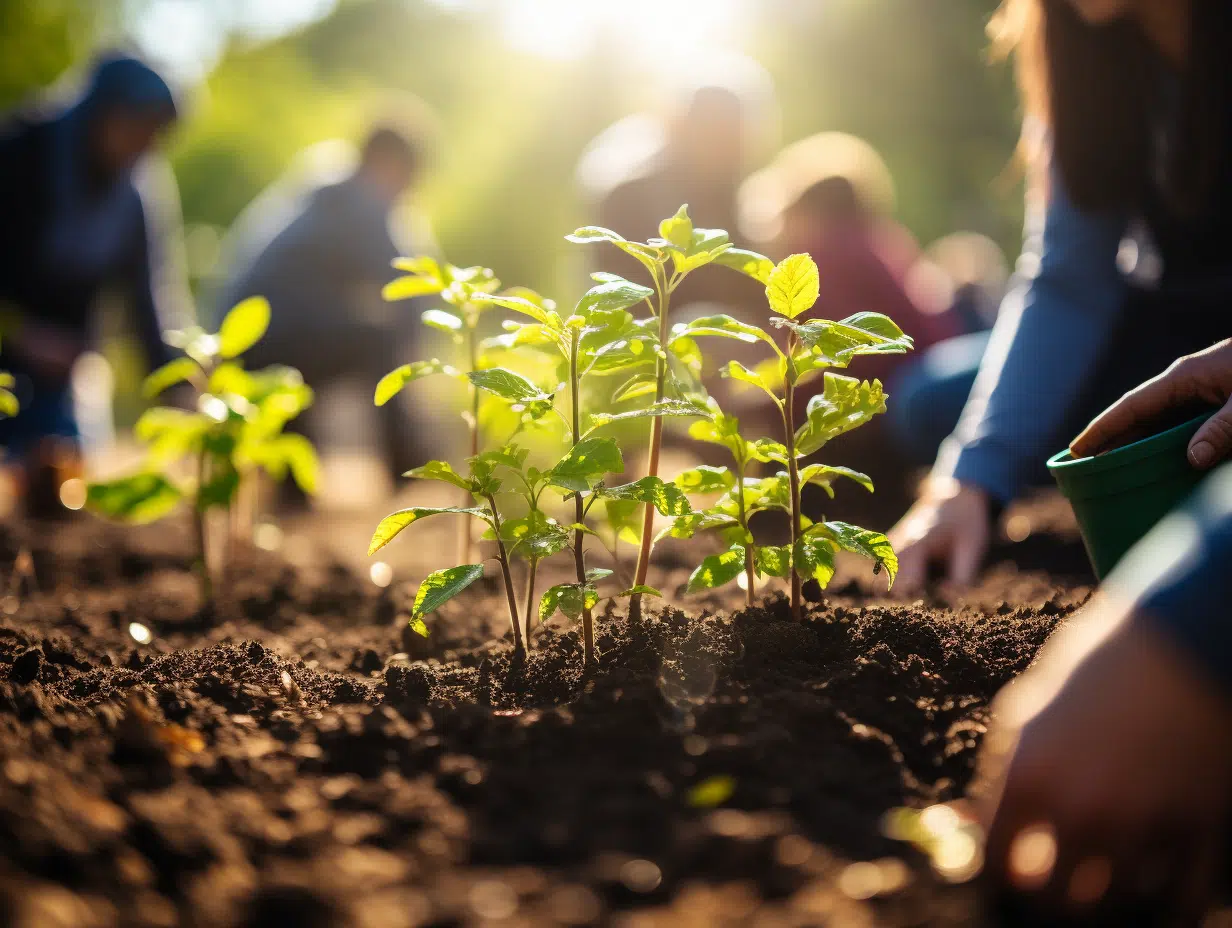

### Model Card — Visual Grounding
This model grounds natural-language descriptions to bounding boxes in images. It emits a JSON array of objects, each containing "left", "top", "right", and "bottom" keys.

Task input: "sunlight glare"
[{"left": 497, "top": 0, "right": 746, "bottom": 71}]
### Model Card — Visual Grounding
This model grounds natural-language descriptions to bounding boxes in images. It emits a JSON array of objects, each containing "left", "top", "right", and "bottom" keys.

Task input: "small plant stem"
[
  {"left": 193, "top": 446, "right": 213, "bottom": 608},
  {"left": 629, "top": 268, "right": 670, "bottom": 623},
  {"left": 523, "top": 558, "right": 538, "bottom": 647},
  {"left": 458, "top": 318, "right": 481, "bottom": 565},
  {"left": 485, "top": 494, "right": 524, "bottom": 657},
  {"left": 568, "top": 331, "right": 596, "bottom": 666},
  {"left": 734, "top": 459, "right": 755, "bottom": 608},
  {"left": 782, "top": 338, "right": 803, "bottom": 621}
]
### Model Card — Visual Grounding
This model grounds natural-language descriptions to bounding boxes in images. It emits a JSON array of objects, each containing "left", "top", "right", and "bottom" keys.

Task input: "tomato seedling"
[
  {"left": 666, "top": 253, "right": 912, "bottom": 618},
  {"left": 86, "top": 297, "right": 319, "bottom": 604},
  {"left": 566, "top": 205, "right": 770, "bottom": 620}
]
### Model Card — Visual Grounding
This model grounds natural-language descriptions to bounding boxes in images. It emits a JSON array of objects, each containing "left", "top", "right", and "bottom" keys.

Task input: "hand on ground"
[{"left": 887, "top": 477, "right": 990, "bottom": 596}]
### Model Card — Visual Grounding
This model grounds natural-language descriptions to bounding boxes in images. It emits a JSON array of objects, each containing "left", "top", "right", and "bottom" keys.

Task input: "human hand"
[
  {"left": 974, "top": 600, "right": 1232, "bottom": 922},
  {"left": 1071, "top": 338, "right": 1232, "bottom": 469},
  {"left": 888, "top": 476, "right": 991, "bottom": 595}
]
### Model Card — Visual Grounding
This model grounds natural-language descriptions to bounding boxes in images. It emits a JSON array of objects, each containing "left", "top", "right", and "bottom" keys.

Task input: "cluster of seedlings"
[{"left": 370, "top": 206, "right": 912, "bottom": 664}]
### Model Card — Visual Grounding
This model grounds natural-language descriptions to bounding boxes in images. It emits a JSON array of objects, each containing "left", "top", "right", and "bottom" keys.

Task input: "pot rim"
[{"left": 1046, "top": 411, "right": 1211, "bottom": 477}]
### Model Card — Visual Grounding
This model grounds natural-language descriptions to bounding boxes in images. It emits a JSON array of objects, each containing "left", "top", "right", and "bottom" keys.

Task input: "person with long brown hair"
[{"left": 930, "top": 1, "right": 1232, "bottom": 920}]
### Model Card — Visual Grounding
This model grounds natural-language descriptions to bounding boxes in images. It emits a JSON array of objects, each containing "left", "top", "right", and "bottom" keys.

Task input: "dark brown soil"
[{"left": 0, "top": 498, "right": 1088, "bottom": 928}]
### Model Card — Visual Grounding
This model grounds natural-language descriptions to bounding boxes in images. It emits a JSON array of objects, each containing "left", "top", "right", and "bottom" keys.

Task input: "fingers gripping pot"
[{"left": 1047, "top": 413, "right": 1213, "bottom": 579}]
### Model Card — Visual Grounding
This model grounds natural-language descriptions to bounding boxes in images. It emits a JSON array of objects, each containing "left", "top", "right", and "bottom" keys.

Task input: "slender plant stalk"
[
  {"left": 629, "top": 268, "right": 670, "bottom": 623},
  {"left": 193, "top": 446, "right": 213, "bottom": 607},
  {"left": 485, "top": 493, "right": 524, "bottom": 657},
  {"left": 458, "top": 317, "right": 481, "bottom": 565},
  {"left": 569, "top": 331, "right": 596, "bottom": 666},
  {"left": 523, "top": 558, "right": 537, "bottom": 647},
  {"left": 735, "top": 458, "right": 755, "bottom": 607},
  {"left": 782, "top": 334, "right": 803, "bottom": 621}
]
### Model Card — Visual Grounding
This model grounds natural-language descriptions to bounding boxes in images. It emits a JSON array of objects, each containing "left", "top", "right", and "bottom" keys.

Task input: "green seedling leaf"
[
  {"left": 612, "top": 372, "right": 659, "bottom": 403},
  {"left": 577, "top": 277, "right": 655, "bottom": 316},
  {"left": 793, "top": 536, "right": 837, "bottom": 587},
  {"left": 375, "top": 359, "right": 457, "bottom": 406},
  {"left": 688, "top": 775, "right": 736, "bottom": 808},
  {"left": 755, "top": 545, "right": 792, "bottom": 578},
  {"left": 687, "top": 412, "right": 744, "bottom": 458},
  {"left": 748, "top": 438, "right": 789, "bottom": 464},
  {"left": 86, "top": 473, "right": 182, "bottom": 524},
  {"left": 565, "top": 226, "right": 662, "bottom": 274},
  {"left": 392, "top": 255, "right": 444, "bottom": 278},
  {"left": 135, "top": 407, "right": 210, "bottom": 462},
  {"left": 539, "top": 582, "right": 599, "bottom": 623},
  {"left": 142, "top": 357, "right": 199, "bottom": 398},
  {"left": 794, "top": 374, "right": 887, "bottom": 457},
  {"left": 775, "top": 312, "right": 914, "bottom": 374},
  {"left": 197, "top": 461, "right": 241, "bottom": 510},
  {"left": 599, "top": 476, "right": 692, "bottom": 516},
  {"left": 467, "top": 368, "right": 554, "bottom": 404},
  {"left": 714, "top": 247, "right": 775, "bottom": 284},
  {"left": 406, "top": 460, "right": 473, "bottom": 492},
  {"left": 807, "top": 522, "right": 898, "bottom": 587},
  {"left": 671, "top": 314, "right": 779, "bottom": 351},
  {"left": 658, "top": 511, "right": 739, "bottom": 542},
  {"left": 797, "top": 463, "right": 875, "bottom": 496},
  {"left": 383, "top": 274, "right": 446, "bottom": 301},
  {"left": 766, "top": 253, "right": 820, "bottom": 320},
  {"left": 0, "top": 388, "right": 17, "bottom": 418},
  {"left": 604, "top": 498, "right": 643, "bottom": 545},
  {"left": 472, "top": 444, "right": 530, "bottom": 477},
  {"left": 422, "top": 308, "right": 464, "bottom": 334},
  {"left": 548, "top": 437, "right": 623, "bottom": 492},
  {"left": 218, "top": 296, "right": 271, "bottom": 359},
  {"left": 616, "top": 585, "right": 661, "bottom": 598},
  {"left": 243, "top": 433, "right": 321, "bottom": 494},
  {"left": 472, "top": 291, "right": 559, "bottom": 327},
  {"left": 586, "top": 567, "right": 614, "bottom": 583},
  {"left": 659, "top": 204, "right": 694, "bottom": 249},
  {"left": 411, "top": 563, "right": 485, "bottom": 622},
  {"left": 673, "top": 466, "right": 735, "bottom": 494},
  {"left": 687, "top": 543, "right": 747, "bottom": 592},
  {"left": 723, "top": 360, "right": 776, "bottom": 398},
  {"left": 588, "top": 398, "right": 711, "bottom": 431},
  {"left": 501, "top": 514, "right": 571, "bottom": 560},
  {"left": 369, "top": 506, "right": 492, "bottom": 555}
]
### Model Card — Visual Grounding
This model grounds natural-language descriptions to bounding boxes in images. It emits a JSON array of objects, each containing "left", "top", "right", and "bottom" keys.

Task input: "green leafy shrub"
[{"left": 87, "top": 297, "right": 319, "bottom": 602}]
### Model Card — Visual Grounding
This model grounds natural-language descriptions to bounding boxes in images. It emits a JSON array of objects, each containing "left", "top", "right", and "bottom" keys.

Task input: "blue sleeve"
[
  {"left": 932, "top": 172, "right": 1129, "bottom": 502},
  {"left": 1106, "top": 463, "right": 1232, "bottom": 693}
]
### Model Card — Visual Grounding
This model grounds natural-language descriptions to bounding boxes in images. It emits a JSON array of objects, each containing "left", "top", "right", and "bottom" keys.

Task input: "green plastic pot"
[{"left": 1046, "top": 412, "right": 1212, "bottom": 579}]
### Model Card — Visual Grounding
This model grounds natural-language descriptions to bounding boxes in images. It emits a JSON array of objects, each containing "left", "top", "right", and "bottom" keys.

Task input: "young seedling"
[
  {"left": 86, "top": 297, "right": 319, "bottom": 604},
  {"left": 566, "top": 205, "right": 772, "bottom": 621},
  {"left": 377, "top": 257, "right": 505, "bottom": 564},
  {"left": 667, "top": 254, "right": 913, "bottom": 619},
  {"left": 470, "top": 278, "right": 700, "bottom": 659}
]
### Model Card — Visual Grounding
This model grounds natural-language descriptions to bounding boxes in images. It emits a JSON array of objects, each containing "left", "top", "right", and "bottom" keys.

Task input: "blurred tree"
[{"left": 0, "top": 0, "right": 116, "bottom": 108}]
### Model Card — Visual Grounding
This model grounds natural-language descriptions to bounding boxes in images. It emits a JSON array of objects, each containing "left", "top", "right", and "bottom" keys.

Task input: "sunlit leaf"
[
  {"left": 687, "top": 543, "right": 747, "bottom": 592},
  {"left": 218, "top": 296, "right": 270, "bottom": 359},
  {"left": 406, "top": 459, "right": 473, "bottom": 492},
  {"left": 671, "top": 314, "right": 779, "bottom": 351},
  {"left": 687, "top": 775, "right": 736, "bottom": 808},
  {"left": 467, "top": 368, "right": 554, "bottom": 405},
  {"left": 659, "top": 204, "right": 694, "bottom": 249},
  {"left": 501, "top": 513, "right": 570, "bottom": 560},
  {"left": 794, "top": 374, "right": 887, "bottom": 457},
  {"left": 588, "top": 398, "right": 710, "bottom": 431},
  {"left": 539, "top": 582, "right": 599, "bottom": 623},
  {"left": 673, "top": 465, "right": 735, "bottom": 494},
  {"left": 797, "top": 463, "right": 875, "bottom": 496},
  {"left": 612, "top": 372, "right": 659, "bottom": 403},
  {"left": 616, "top": 585, "right": 661, "bottom": 598},
  {"left": 142, "top": 357, "right": 200, "bottom": 398},
  {"left": 422, "top": 308, "right": 464, "bottom": 334},
  {"left": 766, "top": 254, "right": 820, "bottom": 320},
  {"left": 755, "top": 545, "right": 792, "bottom": 578},
  {"left": 548, "top": 437, "right": 623, "bottom": 492},
  {"left": 775, "top": 312, "right": 913, "bottom": 373},
  {"left": 375, "top": 359, "right": 457, "bottom": 406},
  {"left": 86, "top": 473, "right": 182, "bottom": 524},
  {"left": 0, "top": 388, "right": 17, "bottom": 417},
  {"left": 411, "top": 564, "right": 485, "bottom": 621},
  {"left": 723, "top": 360, "right": 775, "bottom": 397},
  {"left": 807, "top": 522, "right": 898, "bottom": 587},
  {"left": 714, "top": 247, "right": 774, "bottom": 284},
  {"left": 598, "top": 476, "right": 692, "bottom": 516},
  {"left": 657, "top": 511, "right": 739, "bottom": 542},
  {"left": 369, "top": 506, "right": 492, "bottom": 555},
  {"left": 472, "top": 291, "right": 559, "bottom": 327},
  {"left": 577, "top": 277, "right": 655, "bottom": 316},
  {"left": 383, "top": 275, "right": 446, "bottom": 301},
  {"left": 793, "top": 536, "right": 837, "bottom": 587}
]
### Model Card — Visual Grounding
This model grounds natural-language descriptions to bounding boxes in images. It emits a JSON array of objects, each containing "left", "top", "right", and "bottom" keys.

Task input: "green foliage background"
[{"left": 5, "top": 0, "right": 1021, "bottom": 309}]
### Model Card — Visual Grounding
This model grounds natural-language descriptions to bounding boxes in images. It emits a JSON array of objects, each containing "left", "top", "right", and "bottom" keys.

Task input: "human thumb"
[{"left": 1188, "top": 401, "right": 1232, "bottom": 470}]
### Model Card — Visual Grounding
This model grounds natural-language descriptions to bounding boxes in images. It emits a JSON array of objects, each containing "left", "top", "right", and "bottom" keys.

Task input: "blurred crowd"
[{"left": 4, "top": 0, "right": 1232, "bottom": 919}]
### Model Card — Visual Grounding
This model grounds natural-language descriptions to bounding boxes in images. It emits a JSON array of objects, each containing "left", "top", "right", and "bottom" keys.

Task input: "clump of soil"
[{"left": 0, "top": 511, "right": 1076, "bottom": 927}]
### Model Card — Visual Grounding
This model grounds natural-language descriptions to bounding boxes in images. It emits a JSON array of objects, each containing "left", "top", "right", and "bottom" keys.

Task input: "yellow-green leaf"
[
  {"left": 766, "top": 254, "right": 820, "bottom": 320},
  {"left": 218, "top": 296, "right": 271, "bottom": 359},
  {"left": 411, "top": 564, "right": 485, "bottom": 620},
  {"left": 369, "top": 507, "right": 491, "bottom": 555}
]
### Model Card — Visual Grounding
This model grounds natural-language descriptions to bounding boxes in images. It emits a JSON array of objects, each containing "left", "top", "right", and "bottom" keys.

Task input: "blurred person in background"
[
  {"left": 0, "top": 53, "right": 188, "bottom": 514},
  {"left": 216, "top": 121, "right": 430, "bottom": 486},
  {"left": 576, "top": 59, "right": 776, "bottom": 312},
  {"left": 892, "top": 0, "right": 1232, "bottom": 594}
]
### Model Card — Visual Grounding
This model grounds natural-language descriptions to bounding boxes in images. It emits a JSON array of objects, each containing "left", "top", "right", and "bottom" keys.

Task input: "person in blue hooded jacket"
[{"left": 0, "top": 53, "right": 188, "bottom": 506}]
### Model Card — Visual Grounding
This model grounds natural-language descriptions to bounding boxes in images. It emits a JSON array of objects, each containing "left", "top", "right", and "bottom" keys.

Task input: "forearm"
[{"left": 1107, "top": 463, "right": 1232, "bottom": 694}]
